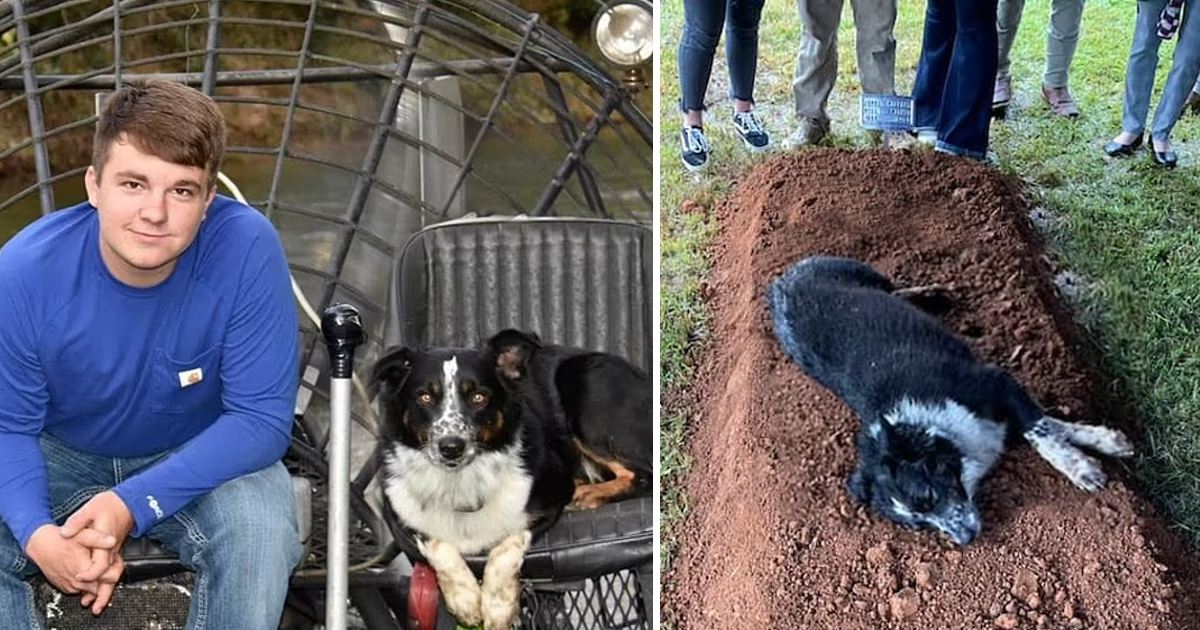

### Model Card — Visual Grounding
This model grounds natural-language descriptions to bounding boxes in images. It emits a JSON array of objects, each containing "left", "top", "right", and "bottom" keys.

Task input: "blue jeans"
[
  {"left": 678, "top": 0, "right": 767, "bottom": 112},
  {"left": 913, "top": 0, "right": 999, "bottom": 159},
  {"left": 0, "top": 435, "right": 302, "bottom": 629},
  {"left": 1121, "top": 0, "right": 1200, "bottom": 142}
]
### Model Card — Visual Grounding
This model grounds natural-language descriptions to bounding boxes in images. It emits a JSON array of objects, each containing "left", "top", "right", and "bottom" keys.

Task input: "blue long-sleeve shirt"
[{"left": 0, "top": 196, "right": 299, "bottom": 549}]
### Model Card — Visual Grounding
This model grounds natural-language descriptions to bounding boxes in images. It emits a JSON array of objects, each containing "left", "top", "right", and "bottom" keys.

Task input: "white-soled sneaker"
[
  {"left": 680, "top": 126, "right": 710, "bottom": 172},
  {"left": 732, "top": 110, "right": 770, "bottom": 152}
]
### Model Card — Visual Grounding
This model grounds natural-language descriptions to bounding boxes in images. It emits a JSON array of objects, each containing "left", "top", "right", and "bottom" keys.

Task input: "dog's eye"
[
  {"left": 416, "top": 392, "right": 433, "bottom": 405},
  {"left": 469, "top": 392, "right": 488, "bottom": 406}
]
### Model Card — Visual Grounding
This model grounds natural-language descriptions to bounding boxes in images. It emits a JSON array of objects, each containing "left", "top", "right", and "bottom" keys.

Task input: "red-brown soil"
[{"left": 663, "top": 149, "right": 1200, "bottom": 629}]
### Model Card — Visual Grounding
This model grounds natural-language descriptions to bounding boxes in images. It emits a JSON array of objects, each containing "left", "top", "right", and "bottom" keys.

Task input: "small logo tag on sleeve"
[
  {"left": 178, "top": 368, "right": 203, "bottom": 388},
  {"left": 146, "top": 495, "right": 164, "bottom": 519}
]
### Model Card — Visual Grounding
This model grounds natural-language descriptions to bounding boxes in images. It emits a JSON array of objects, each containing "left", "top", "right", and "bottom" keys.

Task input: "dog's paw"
[
  {"left": 481, "top": 532, "right": 531, "bottom": 630},
  {"left": 1070, "top": 464, "right": 1107, "bottom": 493},
  {"left": 1092, "top": 427, "right": 1135, "bottom": 458},
  {"left": 1027, "top": 426, "right": 1108, "bottom": 493},
  {"left": 443, "top": 584, "right": 484, "bottom": 628},
  {"left": 570, "top": 484, "right": 608, "bottom": 510},
  {"left": 481, "top": 587, "right": 520, "bottom": 630},
  {"left": 421, "top": 538, "right": 483, "bottom": 626},
  {"left": 1055, "top": 448, "right": 1107, "bottom": 492},
  {"left": 1039, "top": 417, "right": 1135, "bottom": 458}
]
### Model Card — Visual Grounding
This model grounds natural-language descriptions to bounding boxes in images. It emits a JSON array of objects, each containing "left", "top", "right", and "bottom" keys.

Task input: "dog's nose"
[{"left": 438, "top": 437, "right": 467, "bottom": 461}]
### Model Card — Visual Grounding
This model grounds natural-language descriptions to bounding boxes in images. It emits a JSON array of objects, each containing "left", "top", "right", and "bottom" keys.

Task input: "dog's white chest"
[{"left": 384, "top": 445, "right": 533, "bottom": 555}]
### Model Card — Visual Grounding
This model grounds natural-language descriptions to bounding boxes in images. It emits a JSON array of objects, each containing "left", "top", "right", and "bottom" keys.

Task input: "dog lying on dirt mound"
[
  {"left": 370, "top": 329, "right": 651, "bottom": 629},
  {"left": 768, "top": 256, "right": 1134, "bottom": 545}
]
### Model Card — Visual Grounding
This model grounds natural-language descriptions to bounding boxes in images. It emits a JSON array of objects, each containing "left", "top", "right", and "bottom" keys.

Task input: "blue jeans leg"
[
  {"left": 1150, "top": 0, "right": 1200, "bottom": 140},
  {"left": 0, "top": 435, "right": 127, "bottom": 629},
  {"left": 937, "top": 0, "right": 998, "bottom": 158},
  {"left": 145, "top": 461, "right": 302, "bottom": 630},
  {"left": 1122, "top": 0, "right": 1167, "bottom": 136},
  {"left": 725, "top": 0, "right": 766, "bottom": 103},
  {"left": 913, "top": 0, "right": 956, "bottom": 129},
  {"left": 0, "top": 521, "right": 41, "bottom": 630},
  {"left": 678, "top": 0, "right": 727, "bottom": 112}
]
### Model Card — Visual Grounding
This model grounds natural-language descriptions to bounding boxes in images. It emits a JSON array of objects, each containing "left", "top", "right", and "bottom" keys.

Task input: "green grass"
[{"left": 659, "top": 0, "right": 1200, "bottom": 586}]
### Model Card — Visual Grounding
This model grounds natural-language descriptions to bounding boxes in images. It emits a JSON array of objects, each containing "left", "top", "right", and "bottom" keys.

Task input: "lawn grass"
[{"left": 659, "top": 0, "right": 1200, "bottom": 585}]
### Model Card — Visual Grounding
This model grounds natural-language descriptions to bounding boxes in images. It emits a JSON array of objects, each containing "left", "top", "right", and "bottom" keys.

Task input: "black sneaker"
[
  {"left": 680, "top": 126, "right": 710, "bottom": 172},
  {"left": 732, "top": 110, "right": 770, "bottom": 151}
]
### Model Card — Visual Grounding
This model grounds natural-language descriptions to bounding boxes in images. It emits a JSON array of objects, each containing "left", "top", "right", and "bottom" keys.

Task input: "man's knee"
[
  {"left": 193, "top": 464, "right": 304, "bottom": 571},
  {"left": 193, "top": 513, "right": 302, "bottom": 583}
]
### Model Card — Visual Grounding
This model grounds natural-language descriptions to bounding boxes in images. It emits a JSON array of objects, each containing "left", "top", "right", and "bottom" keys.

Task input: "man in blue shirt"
[{"left": 0, "top": 80, "right": 302, "bottom": 628}]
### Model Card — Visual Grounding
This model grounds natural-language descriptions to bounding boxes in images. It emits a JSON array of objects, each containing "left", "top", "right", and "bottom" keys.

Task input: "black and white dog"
[
  {"left": 768, "top": 256, "right": 1133, "bottom": 545},
  {"left": 370, "top": 329, "right": 651, "bottom": 629}
]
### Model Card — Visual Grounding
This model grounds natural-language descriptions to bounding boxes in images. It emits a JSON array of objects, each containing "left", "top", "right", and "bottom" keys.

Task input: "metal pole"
[
  {"left": 200, "top": 0, "right": 221, "bottom": 96},
  {"left": 321, "top": 303, "right": 366, "bottom": 630},
  {"left": 11, "top": 0, "right": 55, "bottom": 215}
]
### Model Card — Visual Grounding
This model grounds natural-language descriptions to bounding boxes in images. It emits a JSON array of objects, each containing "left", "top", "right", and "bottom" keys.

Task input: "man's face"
[{"left": 84, "top": 135, "right": 215, "bottom": 288}]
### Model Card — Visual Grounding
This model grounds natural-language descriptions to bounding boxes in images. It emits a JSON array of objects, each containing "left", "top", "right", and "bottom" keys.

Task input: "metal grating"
[{"left": 517, "top": 569, "right": 649, "bottom": 630}]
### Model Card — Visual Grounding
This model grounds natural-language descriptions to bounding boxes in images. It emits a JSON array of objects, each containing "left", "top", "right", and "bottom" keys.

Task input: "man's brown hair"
[{"left": 91, "top": 80, "right": 226, "bottom": 190}]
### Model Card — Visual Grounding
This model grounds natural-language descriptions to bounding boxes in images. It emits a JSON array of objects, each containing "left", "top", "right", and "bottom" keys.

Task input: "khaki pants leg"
[
  {"left": 792, "top": 0, "right": 845, "bottom": 120},
  {"left": 996, "top": 0, "right": 1026, "bottom": 81},
  {"left": 849, "top": 0, "right": 898, "bottom": 95}
]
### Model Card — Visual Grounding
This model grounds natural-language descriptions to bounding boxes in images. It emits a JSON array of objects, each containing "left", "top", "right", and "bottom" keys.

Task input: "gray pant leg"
[
  {"left": 997, "top": 0, "right": 1027, "bottom": 81},
  {"left": 849, "top": 0, "right": 898, "bottom": 95},
  {"left": 792, "top": 0, "right": 845, "bottom": 120},
  {"left": 1045, "top": 0, "right": 1085, "bottom": 87}
]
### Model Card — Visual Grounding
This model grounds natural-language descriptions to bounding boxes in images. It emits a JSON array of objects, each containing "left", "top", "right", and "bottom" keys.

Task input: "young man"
[
  {"left": 993, "top": 0, "right": 1085, "bottom": 118},
  {"left": 788, "top": 0, "right": 898, "bottom": 146},
  {"left": 0, "top": 80, "right": 302, "bottom": 628}
]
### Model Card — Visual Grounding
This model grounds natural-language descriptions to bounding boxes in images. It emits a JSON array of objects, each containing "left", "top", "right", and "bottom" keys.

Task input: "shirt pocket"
[{"left": 150, "top": 344, "right": 222, "bottom": 415}]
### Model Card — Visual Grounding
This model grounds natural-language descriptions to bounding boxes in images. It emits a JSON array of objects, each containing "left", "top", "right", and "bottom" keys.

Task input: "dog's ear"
[
  {"left": 486, "top": 329, "right": 542, "bottom": 381},
  {"left": 369, "top": 346, "right": 414, "bottom": 400}
]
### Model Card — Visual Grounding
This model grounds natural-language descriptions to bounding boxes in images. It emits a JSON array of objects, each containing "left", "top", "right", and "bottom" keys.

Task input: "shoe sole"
[
  {"left": 991, "top": 103, "right": 1009, "bottom": 120},
  {"left": 681, "top": 155, "right": 708, "bottom": 173},
  {"left": 740, "top": 135, "right": 770, "bottom": 153}
]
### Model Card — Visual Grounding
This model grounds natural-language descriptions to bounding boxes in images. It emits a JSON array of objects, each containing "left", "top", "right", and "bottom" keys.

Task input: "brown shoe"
[
  {"left": 992, "top": 76, "right": 1013, "bottom": 119},
  {"left": 785, "top": 117, "right": 829, "bottom": 148},
  {"left": 1042, "top": 85, "right": 1080, "bottom": 118}
]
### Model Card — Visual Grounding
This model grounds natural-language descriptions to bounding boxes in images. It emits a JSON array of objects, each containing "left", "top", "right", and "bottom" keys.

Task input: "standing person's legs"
[
  {"left": 1121, "top": 0, "right": 1168, "bottom": 137},
  {"left": 726, "top": 0, "right": 767, "bottom": 109},
  {"left": 937, "top": 0, "right": 999, "bottom": 158},
  {"left": 1044, "top": 0, "right": 1085, "bottom": 88},
  {"left": 849, "top": 0, "right": 898, "bottom": 95},
  {"left": 913, "top": 0, "right": 957, "bottom": 131},
  {"left": 0, "top": 435, "right": 124, "bottom": 630},
  {"left": 792, "top": 0, "right": 845, "bottom": 122},
  {"left": 678, "top": 0, "right": 728, "bottom": 123},
  {"left": 1148, "top": 0, "right": 1200, "bottom": 144},
  {"left": 146, "top": 461, "right": 302, "bottom": 630},
  {"left": 996, "top": 0, "right": 1026, "bottom": 81},
  {"left": 727, "top": 0, "right": 771, "bottom": 149}
]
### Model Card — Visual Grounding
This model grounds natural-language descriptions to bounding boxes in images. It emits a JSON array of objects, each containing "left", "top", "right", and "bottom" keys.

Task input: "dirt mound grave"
[{"left": 663, "top": 149, "right": 1200, "bottom": 629}]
